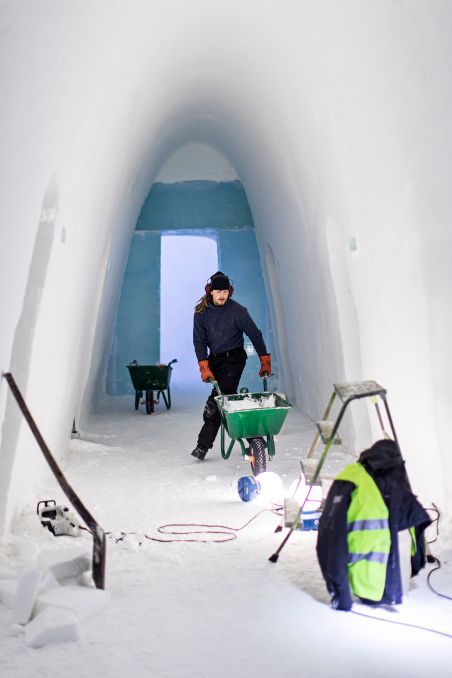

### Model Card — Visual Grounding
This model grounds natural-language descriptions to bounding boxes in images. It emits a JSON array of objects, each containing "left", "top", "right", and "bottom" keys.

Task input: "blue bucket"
[
  {"left": 300, "top": 510, "right": 321, "bottom": 531},
  {"left": 237, "top": 476, "right": 259, "bottom": 502}
]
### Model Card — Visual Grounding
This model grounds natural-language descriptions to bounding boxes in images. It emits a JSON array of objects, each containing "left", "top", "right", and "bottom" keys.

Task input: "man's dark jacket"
[
  {"left": 193, "top": 298, "right": 267, "bottom": 361},
  {"left": 316, "top": 439, "right": 431, "bottom": 610}
]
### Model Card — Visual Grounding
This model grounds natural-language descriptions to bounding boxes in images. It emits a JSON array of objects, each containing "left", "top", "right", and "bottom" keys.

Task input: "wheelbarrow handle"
[
  {"left": 209, "top": 379, "right": 222, "bottom": 396},
  {"left": 211, "top": 377, "right": 268, "bottom": 393}
]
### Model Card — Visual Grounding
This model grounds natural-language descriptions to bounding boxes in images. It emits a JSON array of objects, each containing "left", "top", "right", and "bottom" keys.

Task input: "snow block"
[
  {"left": 25, "top": 607, "right": 80, "bottom": 647},
  {"left": 11, "top": 540, "right": 40, "bottom": 561},
  {"left": 0, "top": 579, "right": 17, "bottom": 608},
  {"left": 12, "top": 569, "right": 42, "bottom": 625},
  {"left": 9, "top": 623, "right": 25, "bottom": 637},
  {"left": 37, "top": 546, "right": 91, "bottom": 581},
  {"left": 58, "top": 574, "right": 84, "bottom": 587},
  {"left": 38, "top": 572, "right": 60, "bottom": 594},
  {"left": 35, "top": 585, "right": 110, "bottom": 622}
]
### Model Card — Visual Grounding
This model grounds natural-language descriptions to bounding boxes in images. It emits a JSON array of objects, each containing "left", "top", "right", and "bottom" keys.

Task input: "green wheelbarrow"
[
  {"left": 212, "top": 375, "right": 292, "bottom": 475},
  {"left": 127, "top": 359, "right": 178, "bottom": 414}
]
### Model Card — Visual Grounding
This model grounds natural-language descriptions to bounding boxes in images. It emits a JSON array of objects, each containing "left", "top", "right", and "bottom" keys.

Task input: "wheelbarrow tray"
[
  {"left": 127, "top": 365, "right": 173, "bottom": 391},
  {"left": 214, "top": 392, "right": 291, "bottom": 439}
]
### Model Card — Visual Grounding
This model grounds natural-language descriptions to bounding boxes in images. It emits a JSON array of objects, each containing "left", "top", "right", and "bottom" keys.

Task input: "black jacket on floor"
[{"left": 316, "top": 440, "right": 431, "bottom": 611}]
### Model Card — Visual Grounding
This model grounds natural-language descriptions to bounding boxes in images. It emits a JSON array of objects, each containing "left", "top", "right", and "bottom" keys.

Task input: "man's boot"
[{"left": 191, "top": 444, "right": 208, "bottom": 461}]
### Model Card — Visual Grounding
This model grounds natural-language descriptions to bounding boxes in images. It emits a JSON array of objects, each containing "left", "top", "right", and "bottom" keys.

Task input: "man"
[{"left": 191, "top": 271, "right": 271, "bottom": 460}]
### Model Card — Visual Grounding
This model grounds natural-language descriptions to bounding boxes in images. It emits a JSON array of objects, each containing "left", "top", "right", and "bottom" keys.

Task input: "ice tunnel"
[{"left": 1, "top": 0, "right": 452, "bottom": 539}]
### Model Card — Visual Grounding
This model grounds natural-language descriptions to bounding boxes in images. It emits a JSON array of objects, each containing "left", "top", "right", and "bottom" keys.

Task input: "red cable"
[{"left": 139, "top": 507, "right": 282, "bottom": 543}]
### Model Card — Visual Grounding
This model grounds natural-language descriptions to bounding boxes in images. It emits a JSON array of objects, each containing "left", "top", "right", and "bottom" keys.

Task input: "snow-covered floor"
[{"left": 1, "top": 383, "right": 452, "bottom": 677}]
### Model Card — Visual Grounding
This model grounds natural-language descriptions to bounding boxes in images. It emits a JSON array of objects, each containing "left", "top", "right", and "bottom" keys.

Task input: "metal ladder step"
[
  {"left": 316, "top": 420, "right": 342, "bottom": 445},
  {"left": 333, "top": 380, "right": 386, "bottom": 403}
]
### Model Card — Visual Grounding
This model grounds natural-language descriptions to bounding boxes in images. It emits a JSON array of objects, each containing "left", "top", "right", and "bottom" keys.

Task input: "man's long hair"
[{"left": 194, "top": 294, "right": 209, "bottom": 313}]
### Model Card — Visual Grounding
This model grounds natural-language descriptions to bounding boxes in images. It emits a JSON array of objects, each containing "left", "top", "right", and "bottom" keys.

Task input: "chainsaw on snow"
[{"left": 37, "top": 499, "right": 81, "bottom": 537}]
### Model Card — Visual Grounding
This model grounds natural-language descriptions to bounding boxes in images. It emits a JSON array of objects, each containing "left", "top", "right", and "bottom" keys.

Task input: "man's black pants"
[{"left": 197, "top": 347, "right": 247, "bottom": 451}]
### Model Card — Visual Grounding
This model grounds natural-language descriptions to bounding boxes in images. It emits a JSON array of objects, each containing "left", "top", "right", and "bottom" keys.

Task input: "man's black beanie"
[{"left": 210, "top": 272, "right": 230, "bottom": 291}]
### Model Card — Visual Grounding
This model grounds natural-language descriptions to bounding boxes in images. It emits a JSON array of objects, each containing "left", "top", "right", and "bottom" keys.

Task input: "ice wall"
[
  {"left": 1, "top": 0, "right": 451, "bottom": 536},
  {"left": 107, "top": 180, "right": 273, "bottom": 394}
]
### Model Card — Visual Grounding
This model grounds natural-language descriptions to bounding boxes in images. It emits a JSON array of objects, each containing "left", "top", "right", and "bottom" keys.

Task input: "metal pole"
[{"left": 2, "top": 372, "right": 106, "bottom": 589}]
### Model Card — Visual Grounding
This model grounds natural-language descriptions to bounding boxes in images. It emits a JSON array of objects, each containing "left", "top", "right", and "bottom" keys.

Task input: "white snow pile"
[
  {"left": 222, "top": 393, "right": 277, "bottom": 411},
  {"left": 1, "top": 388, "right": 452, "bottom": 677},
  {"left": 0, "top": 545, "right": 109, "bottom": 648}
]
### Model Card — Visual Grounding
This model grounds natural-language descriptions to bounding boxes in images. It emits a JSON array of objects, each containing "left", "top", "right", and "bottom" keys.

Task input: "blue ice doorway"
[
  {"left": 160, "top": 234, "right": 218, "bottom": 385},
  {"left": 106, "top": 180, "right": 276, "bottom": 396}
]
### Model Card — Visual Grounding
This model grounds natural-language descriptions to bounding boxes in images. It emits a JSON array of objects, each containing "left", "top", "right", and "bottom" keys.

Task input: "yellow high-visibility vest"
[{"left": 336, "top": 462, "right": 391, "bottom": 601}]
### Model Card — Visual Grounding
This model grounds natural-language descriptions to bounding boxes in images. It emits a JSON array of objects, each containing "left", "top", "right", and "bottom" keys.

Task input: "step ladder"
[{"left": 306, "top": 380, "right": 398, "bottom": 485}]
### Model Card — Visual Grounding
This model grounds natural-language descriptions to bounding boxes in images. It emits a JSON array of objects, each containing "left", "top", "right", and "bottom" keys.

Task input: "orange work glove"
[
  {"left": 198, "top": 360, "right": 215, "bottom": 382},
  {"left": 259, "top": 354, "right": 272, "bottom": 377}
]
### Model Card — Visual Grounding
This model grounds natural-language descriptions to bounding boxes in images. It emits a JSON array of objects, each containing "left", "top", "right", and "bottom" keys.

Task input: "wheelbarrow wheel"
[
  {"left": 145, "top": 389, "right": 154, "bottom": 414},
  {"left": 135, "top": 390, "right": 142, "bottom": 410},
  {"left": 249, "top": 437, "right": 266, "bottom": 476}
]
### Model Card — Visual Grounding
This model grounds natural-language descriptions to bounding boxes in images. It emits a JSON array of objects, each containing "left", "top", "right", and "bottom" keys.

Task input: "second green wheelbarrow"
[
  {"left": 213, "top": 376, "right": 292, "bottom": 475},
  {"left": 127, "top": 359, "right": 178, "bottom": 414}
]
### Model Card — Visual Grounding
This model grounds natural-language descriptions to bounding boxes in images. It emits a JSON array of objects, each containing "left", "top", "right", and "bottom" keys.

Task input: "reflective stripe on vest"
[
  {"left": 409, "top": 526, "right": 417, "bottom": 556},
  {"left": 348, "top": 518, "right": 389, "bottom": 532},
  {"left": 336, "top": 463, "right": 391, "bottom": 601}
]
